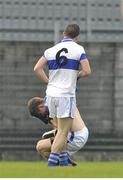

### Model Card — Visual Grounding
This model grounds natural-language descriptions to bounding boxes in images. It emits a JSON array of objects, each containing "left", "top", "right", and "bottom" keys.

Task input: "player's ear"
[
  {"left": 63, "top": 31, "right": 66, "bottom": 37},
  {"left": 74, "top": 35, "right": 79, "bottom": 42}
]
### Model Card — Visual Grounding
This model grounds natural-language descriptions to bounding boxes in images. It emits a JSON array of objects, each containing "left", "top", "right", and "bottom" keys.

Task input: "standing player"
[
  {"left": 34, "top": 24, "right": 91, "bottom": 166},
  {"left": 27, "top": 96, "right": 89, "bottom": 166}
]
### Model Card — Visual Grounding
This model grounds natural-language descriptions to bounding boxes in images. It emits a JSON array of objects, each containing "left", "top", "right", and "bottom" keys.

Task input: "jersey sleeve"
[{"left": 79, "top": 46, "right": 87, "bottom": 61}]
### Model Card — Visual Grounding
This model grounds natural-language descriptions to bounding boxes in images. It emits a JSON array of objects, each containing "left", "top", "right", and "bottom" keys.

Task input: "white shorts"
[
  {"left": 67, "top": 126, "right": 89, "bottom": 156},
  {"left": 45, "top": 96, "right": 76, "bottom": 119}
]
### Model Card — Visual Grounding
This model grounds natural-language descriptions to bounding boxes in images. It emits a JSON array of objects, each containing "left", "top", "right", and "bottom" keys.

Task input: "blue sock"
[
  {"left": 48, "top": 153, "right": 59, "bottom": 167},
  {"left": 59, "top": 152, "right": 69, "bottom": 166}
]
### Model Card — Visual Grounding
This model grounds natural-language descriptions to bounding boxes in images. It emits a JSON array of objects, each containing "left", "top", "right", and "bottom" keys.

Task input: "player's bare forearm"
[
  {"left": 78, "top": 59, "right": 91, "bottom": 79},
  {"left": 34, "top": 56, "right": 49, "bottom": 85},
  {"left": 34, "top": 68, "right": 48, "bottom": 85},
  {"left": 77, "top": 69, "right": 91, "bottom": 80}
]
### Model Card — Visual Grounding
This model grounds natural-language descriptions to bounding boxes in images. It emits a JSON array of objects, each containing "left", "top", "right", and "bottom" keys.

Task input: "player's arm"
[
  {"left": 34, "top": 56, "right": 49, "bottom": 85},
  {"left": 77, "top": 59, "right": 91, "bottom": 79}
]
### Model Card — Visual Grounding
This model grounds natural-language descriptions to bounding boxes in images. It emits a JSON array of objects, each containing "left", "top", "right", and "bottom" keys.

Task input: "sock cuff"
[
  {"left": 59, "top": 152, "right": 68, "bottom": 157},
  {"left": 50, "top": 152, "right": 59, "bottom": 157},
  {"left": 48, "top": 153, "right": 59, "bottom": 166}
]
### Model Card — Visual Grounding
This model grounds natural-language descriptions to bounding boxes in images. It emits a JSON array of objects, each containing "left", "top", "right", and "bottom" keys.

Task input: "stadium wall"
[
  {"left": 0, "top": 42, "right": 123, "bottom": 135},
  {"left": 0, "top": 41, "right": 123, "bottom": 161},
  {"left": 0, "top": 0, "right": 123, "bottom": 160}
]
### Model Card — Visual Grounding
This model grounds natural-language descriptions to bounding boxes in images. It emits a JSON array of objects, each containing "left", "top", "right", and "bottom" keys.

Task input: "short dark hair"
[
  {"left": 64, "top": 24, "right": 80, "bottom": 38},
  {"left": 27, "top": 97, "right": 44, "bottom": 116}
]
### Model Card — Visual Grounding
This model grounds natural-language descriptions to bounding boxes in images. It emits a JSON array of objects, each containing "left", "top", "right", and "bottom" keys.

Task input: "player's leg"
[
  {"left": 53, "top": 97, "right": 76, "bottom": 153},
  {"left": 47, "top": 96, "right": 75, "bottom": 166},
  {"left": 51, "top": 117, "right": 73, "bottom": 166},
  {"left": 66, "top": 108, "right": 89, "bottom": 166},
  {"left": 36, "top": 138, "right": 51, "bottom": 159},
  {"left": 48, "top": 118, "right": 72, "bottom": 166},
  {"left": 51, "top": 118, "right": 72, "bottom": 153}
]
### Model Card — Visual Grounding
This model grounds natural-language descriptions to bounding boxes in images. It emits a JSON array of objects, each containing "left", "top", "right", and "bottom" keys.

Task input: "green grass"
[{"left": 0, "top": 161, "right": 123, "bottom": 178}]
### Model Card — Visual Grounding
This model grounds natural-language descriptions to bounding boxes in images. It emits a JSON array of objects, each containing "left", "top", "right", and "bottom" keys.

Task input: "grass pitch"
[{"left": 0, "top": 161, "right": 123, "bottom": 178}]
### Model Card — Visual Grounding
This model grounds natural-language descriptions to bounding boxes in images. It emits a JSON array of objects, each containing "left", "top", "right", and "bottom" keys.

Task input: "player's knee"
[
  {"left": 85, "top": 127, "right": 89, "bottom": 143},
  {"left": 36, "top": 140, "right": 50, "bottom": 159},
  {"left": 36, "top": 141, "right": 45, "bottom": 153},
  {"left": 80, "top": 127, "right": 89, "bottom": 146},
  {"left": 36, "top": 141, "right": 41, "bottom": 153}
]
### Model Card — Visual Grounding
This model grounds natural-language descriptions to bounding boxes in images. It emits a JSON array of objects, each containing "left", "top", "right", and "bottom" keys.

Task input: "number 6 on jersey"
[{"left": 56, "top": 48, "right": 68, "bottom": 67}]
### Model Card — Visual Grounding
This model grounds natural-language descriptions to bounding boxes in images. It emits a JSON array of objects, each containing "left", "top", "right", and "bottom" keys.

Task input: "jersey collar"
[{"left": 61, "top": 38, "right": 73, "bottom": 42}]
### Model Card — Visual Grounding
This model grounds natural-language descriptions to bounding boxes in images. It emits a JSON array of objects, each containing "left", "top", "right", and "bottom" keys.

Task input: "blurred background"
[{"left": 0, "top": 0, "right": 123, "bottom": 161}]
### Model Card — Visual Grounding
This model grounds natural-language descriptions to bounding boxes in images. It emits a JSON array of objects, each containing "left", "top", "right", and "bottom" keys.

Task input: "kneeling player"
[{"left": 27, "top": 97, "right": 89, "bottom": 166}]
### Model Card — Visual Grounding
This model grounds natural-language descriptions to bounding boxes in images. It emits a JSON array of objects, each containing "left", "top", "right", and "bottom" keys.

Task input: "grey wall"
[
  {"left": 0, "top": 42, "right": 50, "bottom": 130},
  {"left": 77, "top": 43, "right": 115, "bottom": 134},
  {"left": 0, "top": 42, "right": 123, "bottom": 135},
  {"left": 0, "top": 0, "right": 123, "bottom": 161}
]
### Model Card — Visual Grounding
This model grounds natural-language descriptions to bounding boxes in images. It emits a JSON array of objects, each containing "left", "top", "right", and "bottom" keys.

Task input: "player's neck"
[{"left": 63, "top": 36, "right": 78, "bottom": 43}]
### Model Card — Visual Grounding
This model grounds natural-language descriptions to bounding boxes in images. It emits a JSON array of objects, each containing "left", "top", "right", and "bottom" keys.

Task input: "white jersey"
[{"left": 44, "top": 38, "right": 87, "bottom": 97}]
